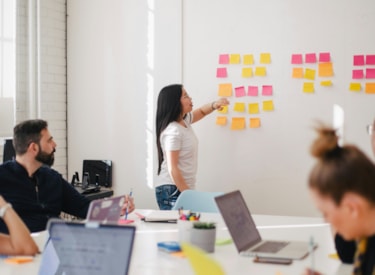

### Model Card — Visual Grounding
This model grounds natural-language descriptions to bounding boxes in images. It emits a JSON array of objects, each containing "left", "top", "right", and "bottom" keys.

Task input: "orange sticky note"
[
  {"left": 365, "top": 82, "right": 375, "bottom": 94},
  {"left": 304, "top": 68, "right": 316, "bottom": 80},
  {"left": 303, "top": 82, "right": 314, "bottom": 93},
  {"left": 262, "top": 100, "right": 274, "bottom": 111},
  {"left": 248, "top": 103, "right": 259, "bottom": 114},
  {"left": 349, "top": 83, "right": 361, "bottom": 92},
  {"left": 255, "top": 67, "right": 266, "bottom": 77},
  {"left": 218, "top": 83, "right": 232, "bottom": 97},
  {"left": 229, "top": 54, "right": 241, "bottom": 64},
  {"left": 231, "top": 117, "right": 246, "bottom": 130},
  {"left": 5, "top": 256, "right": 34, "bottom": 264},
  {"left": 242, "top": 68, "right": 253, "bottom": 78},
  {"left": 243, "top": 54, "right": 254, "bottom": 65},
  {"left": 318, "top": 62, "right": 334, "bottom": 77},
  {"left": 216, "top": 116, "right": 227, "bottom": 126},
  {"left": 234, "top": 102, "right": 246, "bottom": 112},
  {"left": 292, "top": 67, "right": 303, "bottom": 78},
  {"left": 249, "top": 118, "right": 261, "bottom": 128},
  {"left": 260, "top": 53, "right": 271, "bottom": 64}
]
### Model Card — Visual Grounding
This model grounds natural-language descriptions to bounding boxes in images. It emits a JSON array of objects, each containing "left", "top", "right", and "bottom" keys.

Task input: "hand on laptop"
[{"left": 120, "top": 194, "right": 135, "bottom": 216}]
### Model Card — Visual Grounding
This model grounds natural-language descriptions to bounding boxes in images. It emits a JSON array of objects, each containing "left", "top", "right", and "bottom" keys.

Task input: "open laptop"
[
  {"left": 215, "top": 190, "right": 315, "bottom": 260},
  {"left": 38, "top": 219, "right": 136, "bottom": 275},
  {"left": 86, "top": 195, "right": 125, "bottom": 223}
]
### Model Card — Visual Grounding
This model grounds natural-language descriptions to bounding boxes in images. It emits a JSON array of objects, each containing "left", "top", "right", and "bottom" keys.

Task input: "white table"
[{"left": 0, "top": 210, "right": 352, "bottom": 275}]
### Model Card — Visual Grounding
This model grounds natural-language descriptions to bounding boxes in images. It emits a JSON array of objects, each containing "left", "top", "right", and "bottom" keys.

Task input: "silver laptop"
[
  {"left": 38, "top": 219, "right": 136, "bottom": 275},
  {"left": 86, "top": 195, "right": 125, "bottom": 223},
  {"left": 215, "top": 190, "right": 315, "bottom": 260}
]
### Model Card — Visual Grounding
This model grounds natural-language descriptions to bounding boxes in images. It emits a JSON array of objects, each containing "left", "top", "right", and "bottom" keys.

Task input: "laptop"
[
  {"left": 38, "top": 219, "right": 136, "bottom": 275},
  {"left": 86, "top": 195, "right": 125, "bottom": 223},
  {"left": 215, "top": 190, "right": 315, "bottom": 260}
]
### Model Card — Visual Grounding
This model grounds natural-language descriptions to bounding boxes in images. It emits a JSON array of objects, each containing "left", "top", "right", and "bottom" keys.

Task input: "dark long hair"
[{"left": 156, "top": 84, "right": 183, "bottom": 175}]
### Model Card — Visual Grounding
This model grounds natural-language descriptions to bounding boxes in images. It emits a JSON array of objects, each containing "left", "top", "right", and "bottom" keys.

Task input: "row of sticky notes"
[
  {"left": 218, "top": 84, "right": 273, "bottom": 97},
  {"left": 352, "top": 69, "right": 375, "bottom": 79},
  {"left": 224, "top": 101, "right": 275, "bottom": 113},
  {"left": 349, "top": 82, "right": 375, "bottom": 93},
  {"left": 353, "top": 55, "right": 375, "bottom": 66},
  {"left": 219, "top": 53, "right": 271, "bottom": 65},
  {"left": 216, "top": 67, "right": 267, "bottom": 78},
  {"left": 216, "top": 117, "right": 261, "bottom": 129},
  {"left": 292, "top": 64, "right": 334, "bottom": 79},
  {"left": 291, "top": 52, "right": 331, "bottom": 64}
]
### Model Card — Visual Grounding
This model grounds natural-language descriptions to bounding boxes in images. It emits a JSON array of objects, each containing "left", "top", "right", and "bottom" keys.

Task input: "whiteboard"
[{"left": 182, "top": 0, "right": 375, "bottom": 216}]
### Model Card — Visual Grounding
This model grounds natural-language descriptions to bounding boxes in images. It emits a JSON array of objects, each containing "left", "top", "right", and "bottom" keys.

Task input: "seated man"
[{"left": 0, "top": 119, "right": 134, "bottom": 233}]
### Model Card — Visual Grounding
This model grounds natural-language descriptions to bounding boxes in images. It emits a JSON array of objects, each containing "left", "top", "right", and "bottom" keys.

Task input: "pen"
[
  {"left": 309, "top": 236, "right": 315, "bottom": 275},
  {"left": 125, "top": 188, "right": 133, "bottom": 220}
]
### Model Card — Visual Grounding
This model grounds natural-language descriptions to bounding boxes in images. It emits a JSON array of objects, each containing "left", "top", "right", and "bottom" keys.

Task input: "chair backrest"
[
  {"left": 3, "top": 138, "right": 15, "bottom": 162},
  {"left": 172, "top": 190, "right": 224, "bottom": 213}
]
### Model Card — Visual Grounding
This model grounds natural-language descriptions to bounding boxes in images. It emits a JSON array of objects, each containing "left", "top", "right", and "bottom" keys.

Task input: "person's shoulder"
[
  {"left": 0, "top": 160, "right": 18, "bottom": 172},
  {"left": 163, "top": 122, "right": 181, "bottom": 135},
  {"left": 38, "top": 165, "right": 64, "bottom": 178}
]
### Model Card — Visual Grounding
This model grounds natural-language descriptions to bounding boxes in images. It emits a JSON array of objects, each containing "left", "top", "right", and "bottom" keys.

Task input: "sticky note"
[
  {"left": 255, "top": 67, "right": 266, "bottom": 77},
  {"left": 366, "top": 68, "right": 375, "bottom": 79},
  {"left": 219, "top": 54, "right": 229, "bottom": 64},
  {"left": 231, "top": 117, "right": 246, "bottom": 130},
  {"left": 365, "top": 82, "right": 375, "bottom": 94},
  {"left": 304, "top": 68, "right": 316, "bottom": 80},
  {"left": 248, "top": 86, "right": 258, "bottom": 96},
  {"left": 319, "top": 52, "right": 331, "bottom": 62},
  {"left": 217, "top": 105, "right": 228, "bottom": 114},
  {"left": 349, "top": 82, "right": 361, "bottom": 92},
  {"left": 243, "top": 54, "right": 254, "bottom": 65},
  {"left": 303, "top": 82, "right": 314, "bottom": 93},
  {"left": 318, "top": 62, "right": 333, "bottom": 77},
  {"left": 216, "top": 68, "right": 227, "bottom": 78},
  {"left": 5, "top": 256, "right": 34, "bottom": 264},
  {"left": 262, "top": 100, "right": 274, "bottom": 111},
  {"left": 242, "top": 67, "right": 253, "bottom": 78},
  {"left": 216, "top": 116, "right": 227, "bottom": 126},
  {"left": 305, "top": 53, "right": 317, "bottom": 63},
  {"left": 262, "top": 85, "right": 273, "bottom": 96},
  {"left": 352, "top": 69, "right": 364, "bottom": 79},
  {"left": 260, "top": 53, "right": 271, "bottom": 64},
  {"left": 229, "top": 54, "right": 241, "bottom": 64},
  {"left": 234, "top": 102, "right": 246, "bottom": 112},
  {"left": 292, "top": 67, "right": 303, "bottom": 78},
  {"left": 235, "top": 86, "right": 246, "bottom": 97},
  {"left": 321, "top": 80, "right": 332, "bottom": 86},
  {"left": 353, "top": 55, "right": 365, "bottom": 66},
  {"left": 218, "top": 83, "right": 232, "bottom": 97},
  {"left": 291, "top": 54, "right": 303, "bottom": 64},
  {"left": 248, "top": 103, "right": 259, "bottom": 114},
  {"left": 250, "top": 118, "right": 261, "bottom": 128},
  {"left": 366, "top": 55, "right": 375, "bottom": 65}
]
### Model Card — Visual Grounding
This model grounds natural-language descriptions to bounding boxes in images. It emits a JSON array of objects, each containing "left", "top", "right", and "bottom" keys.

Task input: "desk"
[{"left": 0, "top": 210, "right": 352, "bottom": 275}]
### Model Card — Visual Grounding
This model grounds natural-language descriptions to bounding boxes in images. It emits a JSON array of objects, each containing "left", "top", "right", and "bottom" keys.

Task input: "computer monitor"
[
  {"left": 3, "top": 138, "right": 15, "bottom": 162},
  {"left": 82, "top": 160, "right": 112, "bottom": 187}
]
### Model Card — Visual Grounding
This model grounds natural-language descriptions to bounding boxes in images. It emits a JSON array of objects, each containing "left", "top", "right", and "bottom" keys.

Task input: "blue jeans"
[{"left": 155, "top": 185, "right": 181, "bottom": 210}]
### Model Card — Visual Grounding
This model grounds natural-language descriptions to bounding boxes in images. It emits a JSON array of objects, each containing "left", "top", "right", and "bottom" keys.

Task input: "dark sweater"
[{"left": 0, "top": 161, "right": 90, "bottom": 233}]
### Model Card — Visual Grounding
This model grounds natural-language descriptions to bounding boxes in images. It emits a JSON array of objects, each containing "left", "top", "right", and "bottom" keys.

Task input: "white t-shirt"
[{"left": 156, "top": 113, "right": 198, "bottom": 189}]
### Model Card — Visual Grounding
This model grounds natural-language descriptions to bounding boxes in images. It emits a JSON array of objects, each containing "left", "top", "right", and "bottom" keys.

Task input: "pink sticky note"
[
  {"left": 366, "top": 55, "right": 375, "bottom": 65},
  {"left": 353, "top": 55, "right": 365, "bottom": 66},
  {"left": 366, "top": 68, "right": 375, "bottom": 79},
  {"left": 319, "top": 52, "right": 331, "bottom": 62},
  {"left": 305, "top": 53, "right": 317, "bottom": 63},
  {"left": 262, "top": 85, "right": 273, "bottom": 96},
  {"left": 352, "top": 69, "right": 364, "bottom": 79},
  {"left": 216, "top": 68, "right": 227, "bottom": 78},
  {"left": 219, "top": 54, "right": 229, "bottom": 64},
  {"left": 235, "top": 86, "right": 246, "bottom": 97},
  {"left": 291, "top": 54, "right": 303, "bottom": 64},
  {"left": 247, "top": 86, "right": 258, "bottom": 96}
]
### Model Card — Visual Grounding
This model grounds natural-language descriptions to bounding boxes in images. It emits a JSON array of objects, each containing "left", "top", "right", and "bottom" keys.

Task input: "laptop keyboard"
[{"left": 252, "top": 241, "right": 289, "bottom": 253}]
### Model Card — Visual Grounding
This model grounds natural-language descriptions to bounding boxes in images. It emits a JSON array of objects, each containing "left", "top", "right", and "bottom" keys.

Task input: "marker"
[
  {"left": 309, "top": 236, "right": 315, "bottom": 275},
  {"left": 125, "top": 188, "right": 133, "bottom": 220}
]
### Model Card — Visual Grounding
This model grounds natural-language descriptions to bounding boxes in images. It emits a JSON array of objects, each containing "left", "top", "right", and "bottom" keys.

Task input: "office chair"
[
  {"left": 172, "top": 190, "right": 224, "bottom": 213},
  {"left": 3, "top": 138, "right": 15, "bottom": 162}
]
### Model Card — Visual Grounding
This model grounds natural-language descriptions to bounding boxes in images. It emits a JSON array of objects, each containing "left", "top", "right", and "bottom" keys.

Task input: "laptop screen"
[
  {"left": 215, "top": 190, "right": 262, "bottom": 252},
  {"left": 39, "top": 220, "right": 135, "bottom": 275}
]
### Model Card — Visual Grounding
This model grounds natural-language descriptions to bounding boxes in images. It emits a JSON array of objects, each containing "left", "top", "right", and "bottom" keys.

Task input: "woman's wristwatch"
[{"left": 0, "top": 203, "right": 12, "bottom": 218}]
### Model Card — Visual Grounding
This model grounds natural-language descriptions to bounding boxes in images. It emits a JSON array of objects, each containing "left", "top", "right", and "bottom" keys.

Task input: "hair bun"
[{"left": 311, "top": 125, "right": 339, "bottom": 158}]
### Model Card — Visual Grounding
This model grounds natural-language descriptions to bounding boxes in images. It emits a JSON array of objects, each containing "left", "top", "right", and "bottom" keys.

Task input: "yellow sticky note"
[
  {"left": 292, "top": 67, "right": 303, "bottom": 78},
  {"left": 216, "top": 116, "right": 227, "bottom": 126},
  {"left": 218, "top": 83, "right": 232, "bottom": 97},
  {"left": 181, "top": 243, "right": 225, "bottom": 275},
  {"left": 365, "top": 82, "right": 375, "bottom": 94},
  {"left": 234, "top": 102, "right": 246, "bottom": 112},
  {"left": 243, "top": 54, "right": 254, "bottom": 65},
  {"left": 318, "top": 62, "right": 334, "bottom": 77},
  {"left": 260, "top": 53, "right": 271, "bottom": 64},
  {"left": 229, "top": 54, "right": 241, "bottom": 64},
  {"left": 303, "top": 82, "right": 315, "bottom": 93},
  {"left": 217, "top": 105, "right": 228, "bottom": 114},
  {"left": 262, "top": 100, "right": 274, "bottom": 111},
  {"left": 255, "top": 67, "right": 266, "bottom": 77},
  {"left": 250, "top": 118, "right": 261, "bottom": 128},
  {"left": 242, "top": 67, "right": 253, "bottom": 78},
  {"left": 328, "top": 253, "right": 339, "bottom": 260},
  {"left": 304, "top": 68, "right": 316, "bottom": 80},
  {"left": 231, "top": 117, "right": 246, "bottom": 130},
  {"left": 321, "top": 80, "right": 332, "bottom": 86},
  {"left": 248, "top": 103, "right": 259, "bottom": 114},
  {"left": 349, "top": 82, "right": 361, "bottom": 92}
]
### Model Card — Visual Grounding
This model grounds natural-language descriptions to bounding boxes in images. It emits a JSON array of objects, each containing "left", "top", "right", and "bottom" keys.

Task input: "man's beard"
[{"left": 35, "top": 148, "right": 55, "bottom": 167}]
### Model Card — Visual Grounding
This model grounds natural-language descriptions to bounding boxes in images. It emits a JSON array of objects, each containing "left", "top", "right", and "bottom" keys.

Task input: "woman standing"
[{"left": 155, "top": 84, "right": 229, "bottom": 210}]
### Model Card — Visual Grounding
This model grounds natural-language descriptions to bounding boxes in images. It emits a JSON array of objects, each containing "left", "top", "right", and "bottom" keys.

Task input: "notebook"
[
  {"left": 142, "top": 210, "right": 179, "bottom": 223},
  {"left": 38, "top": 219, "right": 136, "bottom": 275},
  {"left": 86, "top": 195, "right": 125, "bottom": 223},
  {"left": 215, "top": 190, "right": 315, "bottom": 260}
]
